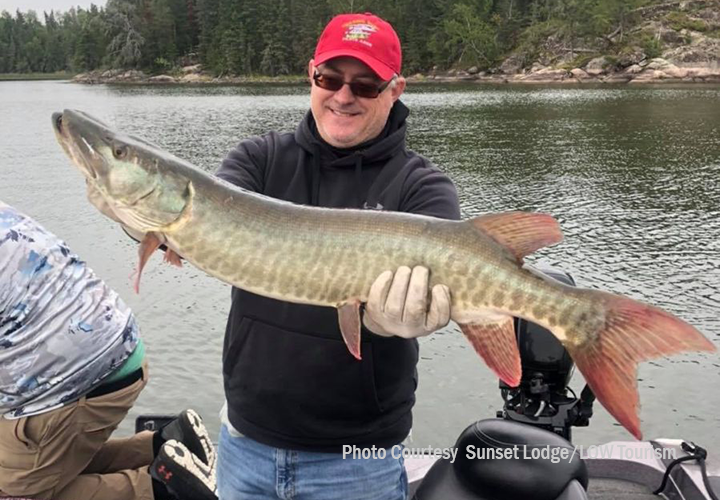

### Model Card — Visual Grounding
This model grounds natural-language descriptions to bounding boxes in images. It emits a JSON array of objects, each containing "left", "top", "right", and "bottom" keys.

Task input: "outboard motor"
[
  {"left": 498, "top": 269, "right": 595, "bottom": 441},
  {"left": 412, "top": 419, "right": 589, "bottom": 500},
  {"left": 413, "top": 269, "right": 595, "bottom": 500}
]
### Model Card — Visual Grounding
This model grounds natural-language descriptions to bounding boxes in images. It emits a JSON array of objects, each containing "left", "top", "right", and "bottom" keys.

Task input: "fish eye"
[{"left": 113, "top": 144, "right": 128, "bottom": 159}]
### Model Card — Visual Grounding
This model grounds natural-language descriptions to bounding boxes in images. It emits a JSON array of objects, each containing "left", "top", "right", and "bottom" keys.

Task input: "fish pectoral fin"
[
  {"left": 134, "top": 232, "right": 165, "bottom": 293},
  {"left": 469, "top": 212, "right": 563, "bottom": 262},
  {"left": 337, "top": 300, "right": 362, "bottom": 360},
  {"left": 459, "top": 316, "right": 521, "bottom": 387}
]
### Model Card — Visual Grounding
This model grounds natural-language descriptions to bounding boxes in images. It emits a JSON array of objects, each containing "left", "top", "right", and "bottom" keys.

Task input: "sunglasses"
[{"left": 312, "top": 70, "right": 395, "bottom": 99}]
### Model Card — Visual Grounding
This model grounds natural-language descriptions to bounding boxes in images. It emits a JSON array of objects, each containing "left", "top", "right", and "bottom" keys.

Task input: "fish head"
[{"left": 53, "top": 109, "right": 191, "bottom": 232}]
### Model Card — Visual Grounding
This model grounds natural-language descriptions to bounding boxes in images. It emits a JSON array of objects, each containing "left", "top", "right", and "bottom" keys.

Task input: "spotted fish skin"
[{"left": 53, "top": 109, "right": 716, "bottom": 441}]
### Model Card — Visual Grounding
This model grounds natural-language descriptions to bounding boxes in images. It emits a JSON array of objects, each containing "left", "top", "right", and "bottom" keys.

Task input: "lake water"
[{"left": 0, "top": 80, "right": 718, "bottom": 451}]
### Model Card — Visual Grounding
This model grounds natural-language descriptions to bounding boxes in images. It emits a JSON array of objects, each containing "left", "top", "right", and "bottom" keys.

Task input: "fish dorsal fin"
[{"left": 470, "top": 212, "right": 563, "bottom": 262}]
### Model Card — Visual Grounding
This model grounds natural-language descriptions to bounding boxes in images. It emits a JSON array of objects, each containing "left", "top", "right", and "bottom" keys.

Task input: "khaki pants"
[{"left": 0, "top": 361, "right": 155, "bottom": 500}]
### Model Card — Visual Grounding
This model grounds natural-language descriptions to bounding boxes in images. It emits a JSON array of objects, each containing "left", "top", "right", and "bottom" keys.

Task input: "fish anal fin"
[
  {"left": 470, "top": 212, "right": 563, "bottom": 262},
  {"left": 135, "top": 232, "right": 164, "bottom": 293},
  {"left": 459, "top": 316, "right": 521, "bottom": 387},
  {"left": 164, "top": 249, "right": 183, "bottom": 268},
  {"left": 338, "top": 300, "right": 362, "bottom": 360},
  {"left": 567, "top": 291, "right": 716, "bottom": 440}
]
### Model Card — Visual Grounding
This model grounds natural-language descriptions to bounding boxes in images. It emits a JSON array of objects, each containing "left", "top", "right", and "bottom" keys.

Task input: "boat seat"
[{"left": 412, "top": 419, "right": 589, "bottom": 500}]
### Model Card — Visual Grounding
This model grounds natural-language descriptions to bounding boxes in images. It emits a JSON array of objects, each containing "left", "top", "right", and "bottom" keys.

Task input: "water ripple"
[{"left": 1, "top": 80, "right": 718, "bottom": 447}]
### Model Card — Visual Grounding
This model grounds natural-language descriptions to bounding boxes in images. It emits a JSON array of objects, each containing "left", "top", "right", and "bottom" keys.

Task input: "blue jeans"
[{"left": 217, "top": 425, "right": 408, "bottom": 500}]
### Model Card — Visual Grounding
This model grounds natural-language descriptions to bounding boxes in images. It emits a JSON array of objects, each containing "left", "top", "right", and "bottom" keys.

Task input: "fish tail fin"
[{"left": 566, "top": 292, "right": 715, "bottom": 440}]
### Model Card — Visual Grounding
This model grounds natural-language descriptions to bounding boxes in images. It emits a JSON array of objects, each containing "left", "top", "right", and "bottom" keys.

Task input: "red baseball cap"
[{"left": 313, "top": 13, "right": 402, "bottom": 81}]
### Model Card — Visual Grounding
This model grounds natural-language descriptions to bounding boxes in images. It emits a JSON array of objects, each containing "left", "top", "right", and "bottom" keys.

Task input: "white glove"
[{"left": 363, "top": 266, "right": 451, "bottom": 339}]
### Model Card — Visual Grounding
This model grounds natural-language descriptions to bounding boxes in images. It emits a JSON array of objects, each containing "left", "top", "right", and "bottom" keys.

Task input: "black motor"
[
  {"left": 498, "top": 269, "right": 595, "bottom": 441},
  {"left": 412, "top": 269, "right": 595, "bottom": 500}
]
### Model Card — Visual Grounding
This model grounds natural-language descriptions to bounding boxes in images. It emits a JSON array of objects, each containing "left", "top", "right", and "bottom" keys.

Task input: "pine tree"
[
  {"left": 196, "top": 0, "right": 220, "bottom": 71},
  {"left": 105, "top": 0, "right": 145, "bottom": 68}
]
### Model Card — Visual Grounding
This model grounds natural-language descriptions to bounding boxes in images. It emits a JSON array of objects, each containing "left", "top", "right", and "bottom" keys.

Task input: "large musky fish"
[{"left": 53, "top": 109, "right": 715, "bottom": 440}]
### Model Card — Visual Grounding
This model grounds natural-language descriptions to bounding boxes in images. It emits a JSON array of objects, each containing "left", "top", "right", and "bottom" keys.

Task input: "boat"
[
  {"left": 406, "top": 422, "right": 720, "bottom": 499},
  {"left": 133, "top": 269, "right": 719, "bottom": 500},
  {"left": 405, "top": 269, "right": 720, "bottom": 500}
]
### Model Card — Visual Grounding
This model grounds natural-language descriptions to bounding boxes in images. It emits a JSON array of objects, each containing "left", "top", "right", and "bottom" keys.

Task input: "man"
[
  {"left": 215, "top": 12, "right": 461, "bottom": 499},
  {"left": 0, "top": 201, "right": 216, "bottom": 500}
]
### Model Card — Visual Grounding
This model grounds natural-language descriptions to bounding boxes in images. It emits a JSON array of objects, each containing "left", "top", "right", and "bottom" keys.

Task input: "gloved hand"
[{"left": 363, "top": 266, "right": 451, "bottom": 339}]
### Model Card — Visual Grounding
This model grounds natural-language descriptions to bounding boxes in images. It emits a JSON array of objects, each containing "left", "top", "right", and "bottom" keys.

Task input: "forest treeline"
[{"left": 0, "top": 0, "right": 674, "bottom": 76}]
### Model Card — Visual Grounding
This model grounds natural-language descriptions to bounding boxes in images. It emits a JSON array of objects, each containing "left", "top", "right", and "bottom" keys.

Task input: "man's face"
[{"left": 309, "top": 57, "right": 406, "bottom": 148}]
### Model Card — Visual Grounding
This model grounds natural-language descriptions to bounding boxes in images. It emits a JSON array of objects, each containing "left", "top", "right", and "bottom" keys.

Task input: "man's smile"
[{"left": 328, "top": 108, "right": 361, "bottom": 117}]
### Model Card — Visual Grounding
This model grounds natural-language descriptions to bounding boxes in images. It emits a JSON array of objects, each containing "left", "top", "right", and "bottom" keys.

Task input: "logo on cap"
[{"left": 342, "top": 20, "right": 378, "bottom": 47}]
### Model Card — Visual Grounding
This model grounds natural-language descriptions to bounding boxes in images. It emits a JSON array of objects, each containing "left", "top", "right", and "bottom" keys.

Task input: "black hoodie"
[{"left": 216, "top": 101, "right": 461, "bottom": 452}]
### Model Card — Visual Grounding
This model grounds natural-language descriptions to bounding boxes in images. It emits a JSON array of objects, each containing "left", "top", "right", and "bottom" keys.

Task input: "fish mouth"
[
  {"left": 53, "top": 110, "right": 111, "bottom": 180},
  {"left": 52, "top": 112, "right": 64, "bottom": 135},
  {"left": 52, "top": 112, "right": 79, "bottom": 169}
]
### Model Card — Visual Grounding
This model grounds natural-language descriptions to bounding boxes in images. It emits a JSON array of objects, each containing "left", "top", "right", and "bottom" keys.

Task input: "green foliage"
[
  {"left": 589, "top": 0, "right": 643, "bottom": 41},
  {"left": 153, "top": 56, "right": 173, "bottom": 73},
  {"left": 604, "top": 55, "right": 618, "bottom": 69},
  {"left": 0, "top": 0, "right": 702, "bottom": 77},
  {"left": 104, "top": 0, "right": 143, "bottom": 68},
  {"left": 574, "top": 53, "right": 598, "bottom": 68},
  {"left": 141, "top": 0, "right": 179, "bottom": 69},
  {"left": 641, "top": 34, "right": 663, "bottom": 59},
  {"left": 442, "top": 3, "right": 500, "bottom": 69},
  {"left": 72, "top": 9, "right": 107, "bottom": 71},
  {"left": 514, "top": 19, "right": 563, "bottom": 67},
  {"left": 557, "top": 52, "right": 599, "bottom": 70},
  {"left": 665, "top": 12, "right": 708, "bottom": 32}
]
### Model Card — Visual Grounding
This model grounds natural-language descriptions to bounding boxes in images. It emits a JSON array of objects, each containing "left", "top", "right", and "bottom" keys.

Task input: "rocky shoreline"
[
  {"left": 71, "top": 58, "right": 720, "bottom": 86},
  {"left": 409, "top": 56, "right": 720, "bottom": 84},
  {"left": 73, "top": 23, "right": 720, "bottom": 86},
  {"left": 70, "top": 0, "right": 720, "bottom": 87},
  {"left": 73, "top": 52, "right": 720, "bottom": 86}
]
